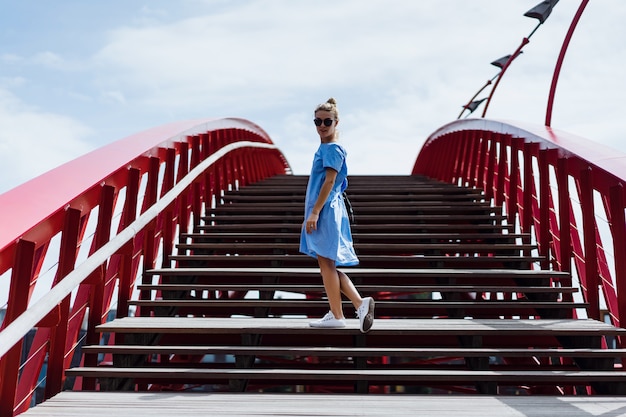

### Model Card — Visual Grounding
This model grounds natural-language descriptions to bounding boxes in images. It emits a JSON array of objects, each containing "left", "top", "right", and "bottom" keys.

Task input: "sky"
[{"left": 1, "top": 1, "right": 626, "bottom": 194}]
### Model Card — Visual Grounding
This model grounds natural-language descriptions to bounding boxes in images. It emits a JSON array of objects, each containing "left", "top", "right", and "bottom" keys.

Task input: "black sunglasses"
[{"left": 314, "top": 118, "right": 334, "bottom": 127}]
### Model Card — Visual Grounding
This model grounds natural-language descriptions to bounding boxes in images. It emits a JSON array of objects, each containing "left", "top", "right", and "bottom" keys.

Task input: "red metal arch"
[
  {"left": 413, "top": 118, "right": 626, "bottom": 331},
  {"left": 0, "top": 118, "right": 291, "bottom": 416}
]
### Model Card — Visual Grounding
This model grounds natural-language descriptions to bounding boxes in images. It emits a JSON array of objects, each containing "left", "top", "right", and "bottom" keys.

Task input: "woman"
[{"left": 299, "top": 97, "right": 375, "bottom": 333}]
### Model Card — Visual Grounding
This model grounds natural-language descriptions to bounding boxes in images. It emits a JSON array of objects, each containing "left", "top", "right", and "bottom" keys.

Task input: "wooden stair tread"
[
  {"left": 204, "top": 214, "right": 508, "bottom": 221},
  {"left": 25, "top": 392, "right": 626, "bottom": 417},
  {"left": 137, "top": 284, "right": 577, "bottom": 293},
  {"left": 175, "top": 243, "right": 536, "bottom": 252},
  {"left": 145, "top": 267, "right": 568, "bottom": 278},
  {"left": 168, "top": 254, "right": 544, "bottom": 265},
  {"left": 196, "top": 224, "right": 516, "bottom": 232},
  {"left": 82, "top": 345, "right": 624, "bottom": 358},
  {"left": 130, "top": 299, "right": 583, "bottom": 307},
  {"left": 96, "top": 317, "right": 625, "bottom": 336},
  {"left": 221, "top": 184, "right": 480, "bottom": 192},
  {"left": 211, "top": 200, "right": 494, "bottom": 207},
  {"left": 181, "top": 232, "right": 530, "bottom": 241},
  {"left": 66, "top": 367, "right": 626, "bottom": 383},
  {"left": 221, "top": 195, "right": 486, "bottom": 202},
  {"left": 209, "top": 205, "right": 496, "bottom": 213}
]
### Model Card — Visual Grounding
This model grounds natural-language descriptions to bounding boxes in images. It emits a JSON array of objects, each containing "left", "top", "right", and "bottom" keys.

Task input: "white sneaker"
[
  {"left": 357, "top": 297, "right": 375, "bottom": 333},
  {"left": 309, "top": 311, "right": 346, "bottom": 328}
]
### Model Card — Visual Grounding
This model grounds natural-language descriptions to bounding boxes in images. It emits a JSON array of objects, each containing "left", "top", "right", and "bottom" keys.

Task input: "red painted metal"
[
  {"left": 413, "top": 118, "right": 626, "bottom": 332},
  {"left": 0, "top": 240, "right": 35, "bottom": 413},
  {"left": 546, "top": 0, "right": 590, "bottom": 126},
  {"left": 0, "top": 118, "right": 290, "bottom": 416}
]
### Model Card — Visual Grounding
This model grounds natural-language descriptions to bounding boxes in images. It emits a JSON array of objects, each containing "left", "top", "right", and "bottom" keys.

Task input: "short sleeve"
[{"left": 322, "top": 144, "right": 346, "bottom": 173}]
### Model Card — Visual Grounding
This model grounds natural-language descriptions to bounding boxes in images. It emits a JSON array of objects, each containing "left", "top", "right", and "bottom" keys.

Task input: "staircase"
[{"left": 67, "top": 174, "right": 626, "bottom": 396}]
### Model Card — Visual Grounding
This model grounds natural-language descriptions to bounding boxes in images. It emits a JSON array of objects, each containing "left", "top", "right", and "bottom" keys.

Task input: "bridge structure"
[
  {"left": 2, "top": 114, "right": 626, "bottom": 416},
  {"left": 4, "top": 1, "right": 626, "bottom": 416}
]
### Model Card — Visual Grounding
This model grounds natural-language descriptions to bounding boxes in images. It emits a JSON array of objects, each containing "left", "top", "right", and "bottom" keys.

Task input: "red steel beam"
[
  {"left": 413, "top": 118, "right": 626, "bottom": 330},
  {"left": 0, "top": 118, "right": 291, "bottom": 416}
]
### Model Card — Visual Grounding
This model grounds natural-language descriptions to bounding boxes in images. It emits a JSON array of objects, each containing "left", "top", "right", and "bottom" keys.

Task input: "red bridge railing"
[
  {"left": 413, "top": 118, "right": 626, "bottom": 332},
  {"left": 0, "top": 118, "right": 291, "bottom": 416}
]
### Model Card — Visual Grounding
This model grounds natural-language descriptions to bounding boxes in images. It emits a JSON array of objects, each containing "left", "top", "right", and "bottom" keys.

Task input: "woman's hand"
[
  {"left": 305, "top": 168, "right": 337, "bottom": 234},
  {"left": 305, "top": 211, "right": 319, "bottom": 234}
]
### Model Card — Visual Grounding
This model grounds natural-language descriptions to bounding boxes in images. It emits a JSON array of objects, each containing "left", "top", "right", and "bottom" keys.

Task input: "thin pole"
[{"left": 545, "top": 0, "right": 589, "bottom": 126}]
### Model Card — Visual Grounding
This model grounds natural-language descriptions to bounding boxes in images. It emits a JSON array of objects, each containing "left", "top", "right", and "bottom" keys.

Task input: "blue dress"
[{"left": 299, "top": 142, "right": 359, "bottom": 266}]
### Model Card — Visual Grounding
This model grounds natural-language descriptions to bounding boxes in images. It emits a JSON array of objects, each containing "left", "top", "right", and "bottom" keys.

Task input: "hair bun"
[{"left": 314, "top": 98, "right": 340, "bottom": 121}]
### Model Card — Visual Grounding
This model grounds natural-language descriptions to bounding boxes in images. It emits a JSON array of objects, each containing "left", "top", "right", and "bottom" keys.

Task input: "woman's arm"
[{"left": 305, "top": 168, "right": 338, "bottom": 233}]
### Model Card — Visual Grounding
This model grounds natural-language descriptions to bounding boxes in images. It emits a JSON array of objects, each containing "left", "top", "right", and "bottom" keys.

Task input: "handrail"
[
  {"left": 0, "top": 141, "right": 276, "bottom": 358},
  {"left": 0, "top": 118, "right": 291, "bottom": 416},
  {"left": 0, "top": 117, "right": 282, "bottom": 264},
  {"left": 413, "top": 118, "right": 626, "bottom": 333}
]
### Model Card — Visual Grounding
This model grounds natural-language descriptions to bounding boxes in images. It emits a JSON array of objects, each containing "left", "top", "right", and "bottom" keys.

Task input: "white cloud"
[
  {"left": 139, "top": 6, "right": 167, "bottom": 18},
  {"left": 0, "top": 89, "right": 93, "bottom": 193},
  {"left": 101, "top": 90, "right": 127, "bottom": 104},
  {"left": 87, "top": 0, "right": 550, "bottom": 175},
  {"left": 1, "top": 53, "right": 22, "bottom": 64},
  {"left": 0, "top": 76, "right": 26, "bottom": 88},
  {"left": 92, "top": 1, "right": 535, "bottom": 109},
  {"left": 29, "top": 51, "right": 86, "bottom": 72},
  {"left": 33, "top": 51, "right": 67, "bottom": 69},
  {"left": 3, "top": 0, "right": 626, "bottom": 191}
]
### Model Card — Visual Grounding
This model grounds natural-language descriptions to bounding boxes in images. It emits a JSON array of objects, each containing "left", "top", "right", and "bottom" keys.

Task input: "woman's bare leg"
[
  {"left": 338, "top": 270, "right": 363, "bottom": 310},
  {"left": 318, "top": 256, "right": 365, "bottom": 317},
  {"left": 318, "top": 256, "right": 348, "bottom": 319}
]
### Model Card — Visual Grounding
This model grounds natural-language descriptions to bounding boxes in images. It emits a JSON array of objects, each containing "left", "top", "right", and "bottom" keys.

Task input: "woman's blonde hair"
[{"left": 315, "top": 97, "right": 339, "bottom": 121}]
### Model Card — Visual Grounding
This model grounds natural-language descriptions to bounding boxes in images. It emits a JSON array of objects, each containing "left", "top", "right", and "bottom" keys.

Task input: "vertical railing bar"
[
  {"left": 456, "top": 131, "right": 469, "bottom": 185},
  {"left": 556, "top": 157, "right": 571, "bottom": 274},
  {"left": 580, "top": 167, "right": 600, "bottom": 320},
  {"left": 44, "top": 207, "right": 82, "bottom": 399},
  {"left": 609, "top": 184, "right": 626, "bottom": 330},
  {"left": 116, "top": 168, "right": 141, "bottom": 319},
  {"left": 485, "top": 134, "right": 497, "bottom": 202},
  {"left": 508, "top": 141, "right": 520, "bottom": 230},
  {"left": 81, "top": 184, "right": 116, "bottom": 390},
  {"left": 477, "top": 133, "right": 489, "bottom": 193},
  {"left": 466, "top": 132, "right": 479, "bottom": 188},
  {"left": 0, "top": 239, "right": 36, "bottom": 417},
  {"left": 494, "top": 136, "right": 503, "bottom": 205},
  {"left": 538, "top": 149, "right": 551, "bottom": 269}
]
